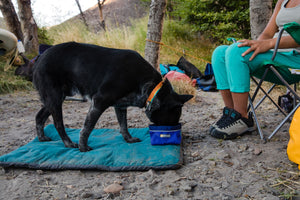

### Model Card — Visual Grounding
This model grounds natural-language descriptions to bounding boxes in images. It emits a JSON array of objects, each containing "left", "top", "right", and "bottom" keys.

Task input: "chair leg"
[
  {"left": 248, "top": 70, "right": 269, "bottom": 112},
  {"left": 264, "top": 66, "right": 300, "bottom": 140},
  {"left": 268, "top": 103, "right": 300, "bottom": 140},
  {"left": 254, "top": 84, "right": 276, "bottom": 110},
  {"left": 250, "top": 77, "right": 287, "bottom": 116},
  {"left": 248, "top": 95, "right": 265, "bottom": 141},
  {"left": 250, "top": 65, "right": 300, "bottom": 141}
]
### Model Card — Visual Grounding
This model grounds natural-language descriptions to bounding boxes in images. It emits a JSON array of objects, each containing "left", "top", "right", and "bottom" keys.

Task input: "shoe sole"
[{"left": 211, "top": 127, "right": 256, "bottom": 140}]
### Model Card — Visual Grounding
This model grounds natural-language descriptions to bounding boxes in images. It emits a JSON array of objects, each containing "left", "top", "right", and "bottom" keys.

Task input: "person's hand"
[{"left": 237, "top": 39, "right": 274, "bottom": 61}]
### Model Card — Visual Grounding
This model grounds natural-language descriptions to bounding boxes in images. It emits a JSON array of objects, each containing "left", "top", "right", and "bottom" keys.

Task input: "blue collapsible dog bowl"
[{"left": 149, "top": 123, "right": 181, "bottom": 145}]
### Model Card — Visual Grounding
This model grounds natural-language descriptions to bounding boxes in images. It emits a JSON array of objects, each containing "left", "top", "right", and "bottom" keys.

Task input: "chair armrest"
[
  {"left": 271, "top": 22, "right": 300, "bottom": 61},
  {"left": 271, "top": 28, "right": 285, "bottom": 61}
]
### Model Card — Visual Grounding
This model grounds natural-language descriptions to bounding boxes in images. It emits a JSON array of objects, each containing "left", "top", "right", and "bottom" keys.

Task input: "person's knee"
[
  {"left": 212, "top": 45, "right": 228, "bottom": 59},
  {"left": 212, "top": 45, "right": 228, "bottom": 71},
  {"left": 225, "top": 43, "right": 248, "bottom": 60}
]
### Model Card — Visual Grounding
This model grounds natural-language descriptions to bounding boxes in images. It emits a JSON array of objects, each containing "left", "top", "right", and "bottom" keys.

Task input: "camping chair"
[{"left": 248, "top": 22, "right": 300, "bottom": 141}]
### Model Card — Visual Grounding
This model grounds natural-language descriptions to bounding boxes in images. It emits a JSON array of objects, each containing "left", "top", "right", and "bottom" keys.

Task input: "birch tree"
[
  {"left": 0, "top": 0, "right": 23, "bottom": 41},
  {"left": 17, "top": 0, "right": 38, "bottom": 54},
  {"left": 250, "top": 0, "right": 273, "bottom": 39},
  {"left": 144, "top": 0, "right": 167, "bottom": 70}
]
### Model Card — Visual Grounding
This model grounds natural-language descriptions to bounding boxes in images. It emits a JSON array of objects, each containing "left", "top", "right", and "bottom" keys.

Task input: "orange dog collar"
[{"left": 146, "top": 80, "right": 164, "bottom": 109}]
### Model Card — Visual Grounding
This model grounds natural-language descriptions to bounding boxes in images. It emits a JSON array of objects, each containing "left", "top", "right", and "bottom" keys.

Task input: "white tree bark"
[
  {"left": 144, "top": 0, "right": 167, "bottom": 70},
  {"left": 0, "top": 0, "right": 23, "bottom": 42},
  {"left": 17, "top": 0, "right": 39, "bottom": 54},
  {"left": 250, "top": 0, "right": 273, "bottom": 39}
]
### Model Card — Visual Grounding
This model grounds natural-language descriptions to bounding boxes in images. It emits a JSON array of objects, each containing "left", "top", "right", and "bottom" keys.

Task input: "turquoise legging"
[{"left": 212, "top": 42, "right": 300, "bottom": 93}]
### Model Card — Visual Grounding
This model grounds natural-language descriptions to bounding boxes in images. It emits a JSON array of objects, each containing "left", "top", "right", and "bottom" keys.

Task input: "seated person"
[{"left": 210, "top": 0, "right": 300, "bottom": 139}]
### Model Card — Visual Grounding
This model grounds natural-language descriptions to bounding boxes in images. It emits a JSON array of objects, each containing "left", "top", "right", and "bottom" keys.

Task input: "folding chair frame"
[
  {"left": 248, "top": 27, "right": 300, "bottom": 141},
  {"left": 249, "top": 67, "right": 300, "bottom": 141}
]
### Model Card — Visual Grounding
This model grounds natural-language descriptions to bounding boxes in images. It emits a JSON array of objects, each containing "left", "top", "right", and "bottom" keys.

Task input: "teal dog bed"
[{"left": 0, "top": 124, "right": 182, "bottom": 171}]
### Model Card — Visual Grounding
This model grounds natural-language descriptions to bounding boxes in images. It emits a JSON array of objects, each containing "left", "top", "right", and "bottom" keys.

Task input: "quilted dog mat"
[{"left": 0, "top": 124, "right": 182, "bottom": 171}]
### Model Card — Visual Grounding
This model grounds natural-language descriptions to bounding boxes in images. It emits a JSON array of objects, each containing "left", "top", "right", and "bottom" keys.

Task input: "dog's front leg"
[{"left": 114, "top": 107, "right": 141, "bottom": 143}]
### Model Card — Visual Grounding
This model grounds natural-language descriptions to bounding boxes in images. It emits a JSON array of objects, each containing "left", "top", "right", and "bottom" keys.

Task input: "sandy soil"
[{"left": 0, "top": 90, "right": 299, "bottom": 200}]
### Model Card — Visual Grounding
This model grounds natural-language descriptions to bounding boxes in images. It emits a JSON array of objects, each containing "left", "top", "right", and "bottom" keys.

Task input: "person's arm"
[{"left": 237, "top": 0, "right": 297, "bottom": 61}]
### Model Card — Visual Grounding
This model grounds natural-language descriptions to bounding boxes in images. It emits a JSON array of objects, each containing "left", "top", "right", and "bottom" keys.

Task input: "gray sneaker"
[
  {"left": 211, "top": 109, "right": 256, "bottom": 140},
  {"left": 209, "top": 107, "right": 232, "bottom": 134}
]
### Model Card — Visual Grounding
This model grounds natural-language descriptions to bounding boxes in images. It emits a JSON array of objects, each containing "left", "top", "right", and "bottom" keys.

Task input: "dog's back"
[{"left": 33, "top": 42, "right": 160, "bottom": 101}]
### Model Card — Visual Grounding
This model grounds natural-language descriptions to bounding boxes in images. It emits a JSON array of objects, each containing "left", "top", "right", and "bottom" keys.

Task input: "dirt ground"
[{"left": 0, "top": 89, "right": 299, "bottom": 200}]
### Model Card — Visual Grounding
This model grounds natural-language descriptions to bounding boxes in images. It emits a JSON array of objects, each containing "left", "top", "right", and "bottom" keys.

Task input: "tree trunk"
[
  {"left": 75, "top": 0, "right": 89, "bottom": 30},
  {"left": 250, "top": 0, "right": 273, "bottom": 39},
  {"left": 97, "top": 0, "right": 106, "bottom": 31},
  {"left": 17, "top": 0, "right": 39, "bottom": 54},
  {"left": 0, "top": 0, "right": 23, "bottom": 42},
  {"left": 144, "top": 0, "right": 167, "bottom": 70}
]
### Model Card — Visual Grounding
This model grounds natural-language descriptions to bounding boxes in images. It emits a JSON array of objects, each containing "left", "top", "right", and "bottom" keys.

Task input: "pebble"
[
  {"left": 103, "top": 183, "right": 124, "bottom": 194},
  {"left": 254, "top": 148, "right": 262, "bottom": 155},
  {"left": 36, "top": 170, "right": 44, "bottom": 175},
  {"left": 0, "top": 167, "right": 6, "bottom": 175},
  {"left": 182, "top": 184, "right": 192, "bottom": 192},
  {"left": 168, "top": 189, "right": 175, "bottom": 195},
  {"left": 191, "top": 151, "right": 199, "bottom": 157},
  {"left": 81, "top": 192, "right": 93, "bottom": 198}
]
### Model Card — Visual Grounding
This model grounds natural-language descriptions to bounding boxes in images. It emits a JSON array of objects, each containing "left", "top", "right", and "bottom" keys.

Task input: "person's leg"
[
  {"left": 220, "top": 90, "right": 234, "bottom": 109},
  {"left": 225, "top": 43, "right": 270, "bottom": 118},
  {"left": 210, "top": 45, "right": 234, "bottom": 132},
  {"left": 211, "top": 43, "right": 260, "bottom": 139},
  {"left": 211, "top": 45, "right": 231, "bottom": 91},
  {"left": 231, "top": 92, "right": 248, "bottom": 118},
  {"left": 212, "top": 43, "right": 300, "bottom": 139}
]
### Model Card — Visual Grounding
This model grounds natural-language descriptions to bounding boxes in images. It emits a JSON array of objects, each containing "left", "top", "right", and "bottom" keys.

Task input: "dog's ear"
[{"left": 178, "top": 94, "right": 193, "bottom": 103}]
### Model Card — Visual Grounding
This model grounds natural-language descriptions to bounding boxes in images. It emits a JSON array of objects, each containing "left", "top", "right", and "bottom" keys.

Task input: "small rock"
[
  {"left": 93, "top": 193, "right": 103, "bottom": 199},
  {"left": 0, "top": 167, "right": 6, "bottom": 175},
  {"left": 254, "top": 148, "right": 262, "bottom": 155},
  {"left": 238, "top": 144, "right": 249, "bottom": 152},
  {"left": 66, "top": 185, "right": 74, "bottom": 189},
  {"left": 168, "top": 189, "right": 175, "bottom": 195},
  {"left": 191, "top": 151, "right": 199, "bottom": 157},
  {"left": 81, "top": 192, "right": 93, "bottom": 198},
  {"left": 182, "top": 184, "right": 192, "bottom": 192},
  {"left": 103, "top": 183, "right": 124, "bottom": 194},
  {"left": 36, "top": 170, "right": 44, "bottom": 175}
]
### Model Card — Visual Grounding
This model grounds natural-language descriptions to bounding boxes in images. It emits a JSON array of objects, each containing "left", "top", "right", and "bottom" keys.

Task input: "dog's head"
[{"left": 145, "top": 79, "right": 193, "bottom": 126}]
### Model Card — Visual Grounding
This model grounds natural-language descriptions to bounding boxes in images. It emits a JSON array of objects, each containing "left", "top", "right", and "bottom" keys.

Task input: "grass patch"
[
  {"left": 0, "top": 61, "right": 33, "bottom": 94},
  {"left": 48, "top": 17, "right": 215, "bottom": 72}
]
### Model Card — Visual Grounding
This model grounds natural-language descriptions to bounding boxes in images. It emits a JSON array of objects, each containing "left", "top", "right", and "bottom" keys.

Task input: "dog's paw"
[
  {"left": 125, "top": 137, "right": 141, "bottom": 143},
  {"left": 79, "top": 145, "right": 93, "bottom": 152},
  {"left": 38, "top": 136, "right": 52, "bottom": 142}
]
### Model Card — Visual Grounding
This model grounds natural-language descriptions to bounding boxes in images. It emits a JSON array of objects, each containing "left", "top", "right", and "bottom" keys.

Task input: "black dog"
[{"left": 32, "top": 42, "right": 193, "bottom": 152}]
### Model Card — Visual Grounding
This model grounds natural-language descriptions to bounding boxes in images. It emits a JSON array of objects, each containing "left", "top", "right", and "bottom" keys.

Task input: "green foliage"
[
  {"left": 38, "top": 27, "right": 54, "bottom": 45},
  {"left": 163, "top": 19, "right": 195, "bottom": 41},
  {"left": 171, "top": 0, "right": 250, "bottom": 43}
]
